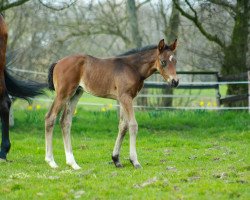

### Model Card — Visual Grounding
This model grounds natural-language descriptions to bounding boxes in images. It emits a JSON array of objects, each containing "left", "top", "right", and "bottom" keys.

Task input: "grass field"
[{"left": 0, "top": 108, "right": 249, "bottom": 200}]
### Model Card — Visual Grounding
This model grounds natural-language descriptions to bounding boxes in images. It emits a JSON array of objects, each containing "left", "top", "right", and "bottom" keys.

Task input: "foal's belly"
[{"left": 79, "top": 78, "right": 117, "bottom": 100}]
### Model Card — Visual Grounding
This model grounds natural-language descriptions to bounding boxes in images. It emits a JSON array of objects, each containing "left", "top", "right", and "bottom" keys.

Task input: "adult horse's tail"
[
  {"left": 48, "top": 63, "right": 57, "bottom": 91},
  {"left": 4, "top": 69, "right": 47, "bottom": 100}
]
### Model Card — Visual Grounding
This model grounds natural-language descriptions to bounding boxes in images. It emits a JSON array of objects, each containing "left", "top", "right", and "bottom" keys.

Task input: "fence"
[
  {"left": 9, "top": 68, "right": 250, "bottom": 111},
  {"left": 218, "top": 71, "right": 249, "bottom": 106},
  {"left": 142, "top": 70, "right": 250, "bottom": 110}
]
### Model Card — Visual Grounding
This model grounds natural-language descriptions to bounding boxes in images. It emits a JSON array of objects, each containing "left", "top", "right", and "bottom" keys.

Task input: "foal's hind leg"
[
  {"left": 0, "top": 93, "right": 11, "bottom": 160},
  {"left": 112, "top": 106, "right": 128, "bottom": 167},
  {"left": 45, "top": 95, "right": 67, "bottom": 168},
  {"left": 60, "top": 88, "right": 83, "bottom": 170}
]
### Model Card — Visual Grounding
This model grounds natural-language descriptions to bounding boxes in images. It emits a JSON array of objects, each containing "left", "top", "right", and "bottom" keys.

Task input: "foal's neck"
[{"left": 129, "top": 49, "right": 157, "bottom": 80}]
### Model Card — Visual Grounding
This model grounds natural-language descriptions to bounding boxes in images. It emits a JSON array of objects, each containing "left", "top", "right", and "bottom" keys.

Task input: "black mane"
[
  {"left": 118, "top": 45, "right": 157, "bottom": 56},
  {"left": 118, "top": 44, "right": 170, "bottom": 57}
]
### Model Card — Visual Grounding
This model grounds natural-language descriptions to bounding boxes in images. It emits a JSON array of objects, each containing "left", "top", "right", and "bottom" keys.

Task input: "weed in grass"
[
  {"left": 24, "top": 110, "right": 41, "bottom": 123},
  {"left": 148, "top": 110, "right": 164, "bottom": 119}
]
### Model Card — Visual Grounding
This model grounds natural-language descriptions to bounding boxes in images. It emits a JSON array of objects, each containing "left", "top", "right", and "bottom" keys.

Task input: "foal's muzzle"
[{"left": 171, "top": 79, "right": 179, "bottom": 88}]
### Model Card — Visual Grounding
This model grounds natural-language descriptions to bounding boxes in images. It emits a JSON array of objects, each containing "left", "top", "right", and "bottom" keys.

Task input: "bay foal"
[{"left": 45, "top": 39, "right": 179, "bottom": 170}]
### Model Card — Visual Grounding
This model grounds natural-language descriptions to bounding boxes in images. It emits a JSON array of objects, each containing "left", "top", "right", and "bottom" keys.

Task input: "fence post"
[
  {"left": 248, "top": 71, "right": 250, "bottom": 112},
  {"left": 216, "top": 72, "right": 221, "bottom": 108}
]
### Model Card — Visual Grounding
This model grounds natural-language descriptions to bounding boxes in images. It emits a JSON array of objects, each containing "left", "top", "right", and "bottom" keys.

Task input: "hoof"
[
  {"left": 112, "top": 155, "right": 123, "bottom": 168},
  {"left": 45, "top": 158, "right": 59, "bottom": 169},
  {"left": 115, "top": 162, "right": 123, "bottom": 168},
  {"left": 0, "top": 152, "right": 7, "bottom": 160},
  {"left": 134, "top": 164, "right": 142, "bottom": 169},
  {"left": 68, "top": 162, "right": 81, "bottom": 170},
  {"left": 0, "top": 158, "right": 7, "bottom": 163},
  {"left": 130, "top": 159, "right": 142, "bottom": 169},
  {"left": 49, "top": 162, "right": 59, "bottom": 169}
]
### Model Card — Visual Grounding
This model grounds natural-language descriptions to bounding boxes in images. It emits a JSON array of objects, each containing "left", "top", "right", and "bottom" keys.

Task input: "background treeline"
[{"left": 1, "top": 0, "right": 249, "bottom": 106}]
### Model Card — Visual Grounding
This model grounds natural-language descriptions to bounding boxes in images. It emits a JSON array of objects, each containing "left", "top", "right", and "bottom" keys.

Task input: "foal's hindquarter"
[
  {"left": 45, "top": 53, "right": 153, "bottom": 169},
  {"left": 0, "top": 15, "right": 11, "bottom": 160}
]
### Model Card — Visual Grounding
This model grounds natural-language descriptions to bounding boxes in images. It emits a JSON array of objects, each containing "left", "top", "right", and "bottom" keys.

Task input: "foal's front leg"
[
  {"left": 119, "top": 96, "right": 142, "bottom": 168},
  {"left": 112, "top": 107, "right": 128, "bottom": 167}
]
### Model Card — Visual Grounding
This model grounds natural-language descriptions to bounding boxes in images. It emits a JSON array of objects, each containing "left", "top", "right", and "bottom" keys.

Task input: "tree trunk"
[
  {"left": 126, "top": 0, "right": 142, "bottom": 48},
  {"left": 127, "top": 0, "right": 147, "bottom": 107},
  {"left": 222, "top": 0, "right": 249, "bottom": 106},
  {"left": 161, "top": 0, "right": 180, "bottom": 107}
]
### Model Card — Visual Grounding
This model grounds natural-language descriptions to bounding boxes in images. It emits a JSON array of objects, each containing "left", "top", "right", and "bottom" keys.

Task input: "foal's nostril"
[
  {"left": 176, "top": 79, "right": 179, "bottom": 87},
  {"left": 171, "top": 79, "right": 179, "bottom": 87}
]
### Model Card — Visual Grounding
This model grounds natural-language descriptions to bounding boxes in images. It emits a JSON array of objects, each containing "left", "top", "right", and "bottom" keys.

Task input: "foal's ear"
[
  {"left": 158, "top": 39, "right": 165, "bottom": 53},
  {"left": 170, "top": 39, "right": 177, "bottom": 51}
]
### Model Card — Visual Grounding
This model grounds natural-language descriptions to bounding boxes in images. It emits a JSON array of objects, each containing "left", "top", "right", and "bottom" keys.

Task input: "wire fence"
[
  {"left": 29, "top": 97, "right": 249, "bottom": 110},
  {"left": 9, "top": 68, "right": 250, "bottom": 111}
]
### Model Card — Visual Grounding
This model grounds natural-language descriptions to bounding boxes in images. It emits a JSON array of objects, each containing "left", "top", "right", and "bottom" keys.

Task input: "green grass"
[{"left": 0, "top": 108, "right": 249, "bottom": 200}]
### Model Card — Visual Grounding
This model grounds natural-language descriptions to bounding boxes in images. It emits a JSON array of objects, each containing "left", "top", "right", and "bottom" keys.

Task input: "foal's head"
[{"left": 155, "top": 39, "right": 179, "bottom": 87}]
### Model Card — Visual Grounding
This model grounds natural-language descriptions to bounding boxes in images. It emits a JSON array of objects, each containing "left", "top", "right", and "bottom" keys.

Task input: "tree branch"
[
  {"left": 136, "top": 0, "right": 150, "bottom": 10},
  {"left": 0, "top": 0, "right": 30, "bottom": 12},
  {"left": 185, "top": 0, "right": 197, "bottom": 17},
  {"left": 173, "top": 0, "right": 225, "bottom": 48},
  {"left": 38, "top": 0, "right": 77, "bottom": 11},
  {"left": 159, "top": 0, "right": 168, "bottom": 30},
  {"left": 208, "top": 0, "right": 236, "bottom": 12}
]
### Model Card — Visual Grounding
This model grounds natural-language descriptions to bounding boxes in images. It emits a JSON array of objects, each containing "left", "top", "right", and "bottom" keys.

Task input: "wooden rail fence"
[{"left": 143, "top": 70, "right": 250, "bottom": 110}]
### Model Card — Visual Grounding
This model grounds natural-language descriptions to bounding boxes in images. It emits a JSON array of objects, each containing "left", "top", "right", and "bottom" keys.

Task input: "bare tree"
[
  {"left": 173, "top": 0, "right": 250, "bottom": 106},
  {"left": 127, "top": 0, "right": 149, "bottom": 106},
  {"left": 127, "top": 0, "right": 142, "bottom": 48},
  {"left": 159, "top": 0, "right": 180, "bottom": 107}
]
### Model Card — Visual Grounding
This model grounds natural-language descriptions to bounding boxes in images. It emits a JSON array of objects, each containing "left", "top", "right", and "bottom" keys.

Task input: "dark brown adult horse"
[
  {"left": 0, "top": 13, "right": 45, "bottom": 160},
  {"left": 45, "top": 39, "right": 179, "bottom": 170}
]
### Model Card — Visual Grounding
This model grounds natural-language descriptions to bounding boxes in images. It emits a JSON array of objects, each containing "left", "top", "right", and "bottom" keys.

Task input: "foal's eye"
[{"left": 160, "top": 60, "right": 167, "bottom": 67}]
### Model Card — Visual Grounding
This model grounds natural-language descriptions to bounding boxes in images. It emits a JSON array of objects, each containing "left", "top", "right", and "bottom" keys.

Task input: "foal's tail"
[
  {"left": 4, "top": 69, "right": 47, "bottom": 100},
  {"left": 48, "top": 63, "right": 57, "bottom": 91}
]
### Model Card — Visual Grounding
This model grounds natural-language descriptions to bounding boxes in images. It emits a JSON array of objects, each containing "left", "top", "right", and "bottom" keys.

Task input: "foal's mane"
[{"left": 118, "top": 44, "right": 170, "bottom": 57}]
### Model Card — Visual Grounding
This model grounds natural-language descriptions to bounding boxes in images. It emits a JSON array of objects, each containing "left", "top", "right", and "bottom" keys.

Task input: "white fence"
[{"left": 9, "top": 68, "right": 250, "bottom": 111}]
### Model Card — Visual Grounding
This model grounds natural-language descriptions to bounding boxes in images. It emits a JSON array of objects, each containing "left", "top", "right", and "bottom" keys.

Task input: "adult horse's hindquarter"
[
  {"left": 0, "top": 14, "right": 46, "bottom": 160},
  {"left": 0, "top": 14, "right": 11, "bottom": 160}
]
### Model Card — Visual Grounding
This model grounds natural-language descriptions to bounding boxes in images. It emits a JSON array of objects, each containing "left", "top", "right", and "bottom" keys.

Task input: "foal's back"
[{"left": 53, "top": 54, "right": 142, "bottom": 100}]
